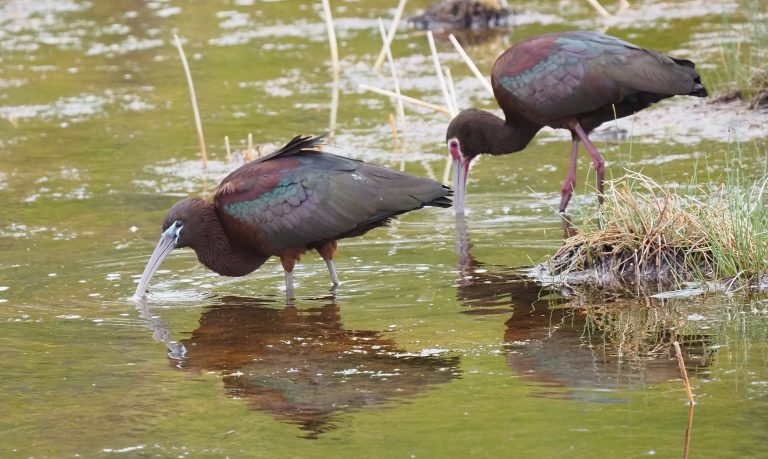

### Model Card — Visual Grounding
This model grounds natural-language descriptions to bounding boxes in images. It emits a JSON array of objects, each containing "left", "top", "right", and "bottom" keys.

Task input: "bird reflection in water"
[
  {"left": 136, "top": 296, "right": 460, "bottom": 438},
  {"left": 454, "top": 216, "right": 713, "bottom": 400},
  {"left": 454, "top": 214, "right": 567, "bottom": 315}
]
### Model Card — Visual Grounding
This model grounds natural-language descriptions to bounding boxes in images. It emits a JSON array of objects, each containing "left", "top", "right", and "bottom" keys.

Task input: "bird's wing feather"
[
  {"left": 215, "top": 152, "right": 449, "bottom": 252},
  {"left": 493, "top": 31, "right": 701, "bottom": 123}
]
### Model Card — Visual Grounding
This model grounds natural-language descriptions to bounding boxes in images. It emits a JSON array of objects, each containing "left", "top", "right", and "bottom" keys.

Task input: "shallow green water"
[{"left": 1, "top": 0, "right": 767, "bottom": 457}]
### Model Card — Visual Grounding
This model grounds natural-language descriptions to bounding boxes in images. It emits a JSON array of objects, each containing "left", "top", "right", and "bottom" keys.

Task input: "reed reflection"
[
  {"left": 137, "top": 296, "right": 460, "bottom": 438},
  {"left": 454, "top": 216, "right": 713, "bottom": 400}
]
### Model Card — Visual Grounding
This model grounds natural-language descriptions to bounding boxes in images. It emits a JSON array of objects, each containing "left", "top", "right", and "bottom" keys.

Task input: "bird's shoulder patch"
[
  {"left": 495, "top": 34, "right": 560, "bottom": 79},
  {"left": 218, "top": 175, "right": 317, "bottom": 228},
  {"left": 214, "top": 166, "right": 286, "bottom": 206}
]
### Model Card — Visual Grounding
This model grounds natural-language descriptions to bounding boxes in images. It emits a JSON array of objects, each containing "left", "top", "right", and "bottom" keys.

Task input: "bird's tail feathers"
[
  {"left": 672, "top": 57, "right": 708, "bottom": 97},
  {"left": 423, "top": 190, "right": 453, "bottom": 208}
]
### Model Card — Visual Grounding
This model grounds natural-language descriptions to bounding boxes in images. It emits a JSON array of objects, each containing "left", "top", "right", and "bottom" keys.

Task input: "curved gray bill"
[
  {"left": 132, "top": 230, "right": 177, "bottom": 300},
  {"left": 449, "top": 139, "right": 468, "bottom": 215},
  {"left": 452, "top": 156, "right": 468, "bottom": 215}
]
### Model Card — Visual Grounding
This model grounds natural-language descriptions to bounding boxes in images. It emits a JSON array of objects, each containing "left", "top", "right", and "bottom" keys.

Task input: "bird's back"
[
  {"left": 214, "top": 135, "right": 451, "bottom": 253},
  {"left": 492, "top": 31, "right": 706, "bottom": 130}
]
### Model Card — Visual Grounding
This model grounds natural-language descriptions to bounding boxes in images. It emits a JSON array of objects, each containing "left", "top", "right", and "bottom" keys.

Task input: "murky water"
[{"left": 1, "top": 0, "right": 767, "bottom": 456}]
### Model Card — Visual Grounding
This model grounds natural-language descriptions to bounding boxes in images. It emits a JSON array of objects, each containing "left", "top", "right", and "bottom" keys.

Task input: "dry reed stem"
[
  {"left": 329, "top": 79, "right": 340, "bottom": 139},
  {"left": 617, "top": 0, "right": 631, "bottom": 15},
  {"left": 321, "top": 0, "right": 340, "bottom": 136},
  {"left": 378, "top": 18, "right": 408, "bottom": 171},
  {"left": 320, "top": 0, "right": 340, "bottom": 76},
  {"left": 244, "top": 133, "right": 256, "bottom": 161},
  {"left": 378, "top": 19, "right": 407, "bottom": 132},
  {"left": 586, "top": 0, "right": 611, "bottom": 17},
  {"left": 428, "top": 31, "right": 458, "bottom": 117},
  {"left": 683, "top": 402, "right": 694, "bottom": 459},
  {"left": 448, "top": 34, "right": 494, "bottom": 97},
  {"left": 359, "top": 84, "right": 451, "bottom": 114},
  {"left": 420, "top": 158, "right": 438, "bottom": 181},
  {"left": 173, "top": 34, "right": 208, "bottom": 169},
  {"left": 442, "top": 66, "right": 459, "bottom": 184},
  {"left": 442, "top": 153, "right": 453, "bottom": 184},
  {"left": 373, "top": 0, "right": 408, "bottom": 73},
  {"left": 674, "top": 341, "right": 695, "bottom": 404},
  {"left": 388, "top": 112, "right": 399, "bottom": 154},
  {"left": 588, "top": 0, "right": 631, "bottom": 19},
  {"left": 444, "top": 66, "right": 459, "bottom": 115},
  {"left": 224, "top": 135, "right": 231, "bottom": 162}
]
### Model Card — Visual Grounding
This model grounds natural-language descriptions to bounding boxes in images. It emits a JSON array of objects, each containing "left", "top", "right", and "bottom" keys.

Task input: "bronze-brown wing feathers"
[
  {"left": 493, "top": 31, "right": 707, "bottom": 128},
  {"left": 214, "top": 136, "right": 451, "bottom": 254}
]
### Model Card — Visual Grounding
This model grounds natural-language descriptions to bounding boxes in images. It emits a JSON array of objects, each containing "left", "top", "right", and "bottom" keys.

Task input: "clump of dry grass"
[
  {"left": 546, "top": 171, "right": 768, "bottom": 292},
  {"left": 716, "top": 68, "right": 768, "bottom": 109},
  {"left": 711, "top": 0, "right": 768, "bottom": 109}
]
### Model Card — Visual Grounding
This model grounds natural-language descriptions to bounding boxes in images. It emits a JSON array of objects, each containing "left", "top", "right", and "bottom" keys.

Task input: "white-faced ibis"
[
  {"left": 446, "top": 30, "right": 708, "bottom": 214},
  {"left": 134, "top": 134, "right": 451, "bottom": 298}
]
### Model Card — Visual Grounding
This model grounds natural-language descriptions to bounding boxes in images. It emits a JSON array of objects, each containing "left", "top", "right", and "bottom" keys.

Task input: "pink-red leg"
[
  {"left": 571, "top": 121, "right": 605, "bottom": 204},
  {"left": 559, "top": 135, "right": 580, "bottom": 213}
]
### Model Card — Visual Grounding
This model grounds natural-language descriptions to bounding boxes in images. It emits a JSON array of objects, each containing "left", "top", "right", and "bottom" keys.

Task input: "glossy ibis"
[
  {"left": 134, "top": 134, "right": 451, "bottom": 298},
  {"left": 446, "top": 30, "right": 708, "bottom": 214}
]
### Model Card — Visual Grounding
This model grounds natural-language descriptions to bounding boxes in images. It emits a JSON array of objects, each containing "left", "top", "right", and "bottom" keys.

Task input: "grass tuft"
[
  {"left": 711, "top": 0, "right": 768, "bottom": 108},
  {"left": 546, "top": 168, "right": 768, "bottom": 292}
]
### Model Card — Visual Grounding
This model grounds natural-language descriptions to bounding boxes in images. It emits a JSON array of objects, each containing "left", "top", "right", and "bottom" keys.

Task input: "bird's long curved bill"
[
  {"left": 451, "top": 157, "right": 469, "bottom": 215},
  {"left": 132, "top": 231, "right": 176, "bottom": 300}
]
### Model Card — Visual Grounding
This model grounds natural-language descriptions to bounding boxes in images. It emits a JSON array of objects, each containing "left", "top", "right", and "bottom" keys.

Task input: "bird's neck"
[
  {"left": 487, "top": 112, "right": 539, "bottom": 155},
  {"left": 192, "top": 202, "right": 269, "bottom": 277}
]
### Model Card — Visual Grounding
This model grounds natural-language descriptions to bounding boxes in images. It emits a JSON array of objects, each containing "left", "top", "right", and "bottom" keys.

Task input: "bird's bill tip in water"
[
  {"left": 448, "top": 138, "right": 469, "bottom": 215},
  {"left": 132, "top": 224, "right": 181, "bottom": 301}
]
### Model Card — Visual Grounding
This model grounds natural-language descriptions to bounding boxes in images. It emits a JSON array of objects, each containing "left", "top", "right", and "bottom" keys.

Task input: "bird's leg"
[
  {"left": 283, "top": 271, "right": 295, "bottom": 298},
  {"left": 316, "top": 240, "right": 340, "bottom": 290},
  {"left": 571, "top": 121, "right": 605, "bottom": 204},
  {"left": 324, "top": 259, "right": 339, "bottom": 290},
  {"left": 279, "top": 256, "right": 298, "bottom": 299},
  {"left": 559, "top": 134, "right": 580, "bottom": 213}
]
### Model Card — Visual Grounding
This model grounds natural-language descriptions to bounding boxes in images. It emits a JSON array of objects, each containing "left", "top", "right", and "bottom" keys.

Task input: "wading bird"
[
  {"left": 446, "top": 30, "right": 707, "bottom": 214},
  {"left": 134, "top": 134, "right": 451, "bottom": 299}
]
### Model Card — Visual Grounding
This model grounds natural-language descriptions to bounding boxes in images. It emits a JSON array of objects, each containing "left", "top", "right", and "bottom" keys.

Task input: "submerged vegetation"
[
  {"left": 542, "top": 164, "right": 768, "bottom": 293},
  {"left": 712, "top": 0, "right": 768, "bottom": 108}
]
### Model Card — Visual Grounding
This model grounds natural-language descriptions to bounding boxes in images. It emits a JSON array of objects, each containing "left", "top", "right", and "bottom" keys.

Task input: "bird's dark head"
[
  {"left": 446, "top": 111, "right": 478, "bottom": 217},
  {"left": 446, "top": 109, "right": 504, "bottom": 215},
  {"left": 161, "top": 198, "right": 211, "bottom": 249},
  {"left": 445, "top": 109, "right": 488, "bottom": 162},
  {"left": 133, "top": 198, "right": 213, "bottom": 300}
]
